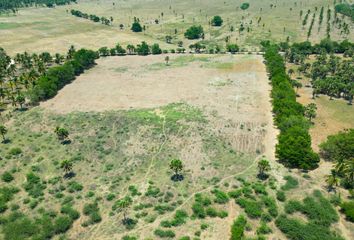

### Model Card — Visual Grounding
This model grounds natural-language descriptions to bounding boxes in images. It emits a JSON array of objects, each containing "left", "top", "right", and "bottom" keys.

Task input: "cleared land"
[
  {"left": 1, "top": 54, "right": 278, "bottom": 239},
  {"left": 1, "top": 0, "right": 353, "bottom": 55}
]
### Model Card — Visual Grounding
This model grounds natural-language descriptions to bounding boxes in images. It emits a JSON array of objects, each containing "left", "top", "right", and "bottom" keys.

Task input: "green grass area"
[{"left": 317, "top": 96, "right": 354, "bottom": 126}]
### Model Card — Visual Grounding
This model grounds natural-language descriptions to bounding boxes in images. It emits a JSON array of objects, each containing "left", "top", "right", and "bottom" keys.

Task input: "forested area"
[
  {"left": 282, "top": 39, "right": 354, "bottom": 104},
  {"left": 263, "top": 43, "right": 319, "bottom": 170},
  {"left": 0, "top": 47, "right": 98, "bottom": 111},
  {"left": 0, "top": 0, "right": 76, "bottom": 12}
]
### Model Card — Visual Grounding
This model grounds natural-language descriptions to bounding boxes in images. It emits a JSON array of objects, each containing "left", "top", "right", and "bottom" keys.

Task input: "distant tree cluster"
[
  {"left": 335, "top": 3, "right": 354, "bottom": 21},
  {"left": 70, "top": 9, "right": 112, "bottom": 26},
  {"left": 211, "top": 16, "right": 223, "bottom": 27},
  {"left": 263, "top": 43, "right": 319, "bottom": 170},
  {"left": 0, "top": 0, "right": 76, "bottom": 13}
]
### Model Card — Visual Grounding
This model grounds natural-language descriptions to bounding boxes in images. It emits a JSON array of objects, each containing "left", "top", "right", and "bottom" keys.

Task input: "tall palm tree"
[
  {"left": 257, "top": 158, "right": 271, "bottom": 179},
  {"left": 326, "top": 169, "right": 339, "bottom": 192},
  {"left": 343, "top": 158, "right": 354, "bottom": 188},
  {"left": 0, "top": 125, "right": 7, "bottom": 143},
  {"left": 60, "top": 159, "right": 73, "bottom": 177},
  {"left": 117, "top": 196, "right": 132, "bottom": 224}
]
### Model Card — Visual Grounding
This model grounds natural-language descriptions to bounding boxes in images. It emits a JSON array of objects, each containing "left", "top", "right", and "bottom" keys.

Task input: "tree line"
[
  {"left": 70, "top": 9, "right": 112, "bottom": 26},
  {"left": 0, "top": 0, "right": 76, "bottom": 13},
  {"left": 263, "top": 42, "right": 319, "bottom": 170}
]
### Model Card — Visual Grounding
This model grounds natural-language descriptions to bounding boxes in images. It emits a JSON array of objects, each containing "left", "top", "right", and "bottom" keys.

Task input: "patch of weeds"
[
  {"left": 1, "top": 171, "right": 14, "bottom": 183},
  {"left": 211, "top": 188, "right": 229, "bottom": 204},
  {"left": 281, "top": 176, "right": 299, "bottom": 191},
  {"left": 276, "top": 191, "right": 286, "bottom": 202},
  {"left": 160, "top": 210, "right": 188, "bottom": 228},
  {"left": 236, "top": 198, "right": 263, "bottom": 218},
  {"left": 154, "top": 204, "right": 175, "bottom": 215},
  {"left": 257, "top": 221, "right": 272, "bottom": 235},
  {"left": 67, "top": 181, "right": 83, "bottom": 193},
  {"left": 231, "top": 215, "right": 247, "bottom": 239},
  {"left": 106, "top": 193, "right": 116, "bottom": 201},
  {"left": 0, "top": 186, "right": 20, "bottom": 213},
  {"left": 340, "top": 201, "right": 354, "bottom": 222},
  {"left": 128, "top": 185, "right": 141, "bottom": 196},
  {"left": 145, "top": 185, "right": 161, "bottom": 198},
  {"left": 23, "top": 172, "right": 46, "bottom": 198},
  {"left": 252, "top": 182, "right": 268, "bottom": 195},
  {"left": 82, "top": 202, "right": 102, "bottom": 226}
]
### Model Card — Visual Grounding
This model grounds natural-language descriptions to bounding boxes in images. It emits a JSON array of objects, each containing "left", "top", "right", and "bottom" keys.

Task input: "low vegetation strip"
[
  {"left": 264, "top": 44, "right": 319, "bottom": 169},
  {"left": 335, "top": 3, "right": 354, "bottom": 21}
]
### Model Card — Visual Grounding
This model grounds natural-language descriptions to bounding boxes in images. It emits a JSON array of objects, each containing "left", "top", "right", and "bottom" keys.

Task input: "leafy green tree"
[
  {"left": 55, "top": 127, "right": 69, "bottom": 142},
  {"left": 16, "top": 95, "right": 25, "bottom": 109},
  {"left": 169, "top": 159, "right": 183, "bottom": 181},
  {"left": 136, "top": 42, "right": 150, "bottom": 56},
  {"left": 61, "top": 160, "right": 73, "bottom": 177},
  {"left": 240, "top": 3, "right": 250, "bottom": 10},
  {"left": 131, "top": 21, "right": 142, "bottom": 32},
  {"left": 184, "top": 25, "right": 204, "bottom": 39},
  {"left": 151, "top": 43, "right": 162, "bottom": 55},
  {"left": 116, "top": 196, "right": 133, "bottom": 224},
  {"left": 211, "top": 16, "right": 223, "bottom": 26},
  {"left": 257, "top": 159, "right": 271, "bottom": 179},
  {"left": 226, "top": 44, "right": 239, "bottom": 53},
  {"left": 0, "top": 125, "right": 7, "bottom": 143},
  {"left": 304, "top": 103, "right": 317, "bottom": 123}
]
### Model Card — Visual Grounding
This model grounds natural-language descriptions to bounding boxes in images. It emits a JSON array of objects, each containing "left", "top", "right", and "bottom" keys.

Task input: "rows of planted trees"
[
  {"left": 283, "top": 39, "right": 354, "bottom": 104},
  {"left": 263, "top": 42, "right": 319, "bottom": 170}
]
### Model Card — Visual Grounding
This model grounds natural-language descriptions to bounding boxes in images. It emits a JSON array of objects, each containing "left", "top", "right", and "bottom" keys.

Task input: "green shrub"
[
  {"left": 257, "top": 221, "right": 272, "bottom": 234},
  {"left": 340, "top": 201, "right": 354, "bottom": 222},
  {"left": 67, "top": 181, "right": 83, "bottom": 192},
  {"left": 24, "top": 172, "right": 46, "bottom": 198},
  {"left": 212, "top": 189, "right": 229, "bottom": 204},
  {"left": 228, "top": 189, "right": 242, "bottom": 199},
  {"left": 275, "top": 215, "right": 344, "bottom": 240},
  {"left": 154, "top": 228, "right": 176, "bottom": 238},
  {"left": 231, "top": 215, "right": 247, "bottom": 240},
  {"left": 2, "top": 172, "right": 14, "bottom": 182},
  {"left": 236, "top": 198, "right": 262, "bottom": 218},
  {"left": 281, "top": 176, "right": 299, "bottom": 191},
  {"left": 61, "top": 205, "right": 80, "bottom": 220},
  {"left": 240, "top": 3, "right": 250, "bottom": 10},
  {"left": 276, "top": 191, "right": 286, "bottom": 202},
  {"left": 206, "top": 207, "right": 218, "bottom": 217},
  {"left": 9, "top": 147, "right": 22, "bottom": 156},
  {"left": 54, "top": 215, "right": 73, "bottom": 234},
  {"left": 192, "top": 202, "right": 205, "bottom": 219},
  {"left": 106, "top": 193, "right": 116, "bottom": 201}
]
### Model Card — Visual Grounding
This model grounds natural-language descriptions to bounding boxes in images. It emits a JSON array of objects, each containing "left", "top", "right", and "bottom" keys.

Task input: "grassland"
[{"left": 1, "top": 0, "right": 353, "bottom": 55}]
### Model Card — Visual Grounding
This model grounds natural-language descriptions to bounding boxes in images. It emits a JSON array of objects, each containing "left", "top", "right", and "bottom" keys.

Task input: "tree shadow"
[
  {"left": 122, "top": 218, "right": 137, "bottom": 230},
  {"left": 1, "top": 139, "right": 11, "bottom": 144},
  {"left": 64, "top": 172, "right": 76, "bottom": 179},
  {"left": 171, "top": 174, "right": 184, "bottom": 182},
  {"left": 62, "top": 139, "right": 72, "bottom": 145},
  {"left": 257, "top": 173, "right": 269, "bottom": 180},
  {"left": 16, "top": 107, "right": 29, "bottom": 112}
]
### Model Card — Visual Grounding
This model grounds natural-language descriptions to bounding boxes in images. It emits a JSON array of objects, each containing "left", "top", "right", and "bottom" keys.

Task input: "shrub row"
[{"left": 264, "top": 44, "right": 319, "bottom": 169}]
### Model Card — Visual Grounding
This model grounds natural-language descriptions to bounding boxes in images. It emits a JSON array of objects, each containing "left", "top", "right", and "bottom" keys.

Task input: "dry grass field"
[{"left": 1, "top": 0, "right": 353, "bottom": 55}]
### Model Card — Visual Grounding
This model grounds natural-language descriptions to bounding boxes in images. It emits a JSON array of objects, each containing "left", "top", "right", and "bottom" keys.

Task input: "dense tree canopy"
[{"left": 211, "top": 16, "right": 223, "bottom": 27}]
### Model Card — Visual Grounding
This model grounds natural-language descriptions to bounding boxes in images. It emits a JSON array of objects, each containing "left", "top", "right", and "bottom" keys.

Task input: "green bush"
[
  {"left": 231, "top": 215, "right": 247, "bottom": 240},
  {"left": 154, "top": 228, "right": 176, "bottom": 238},
  {"left": 275, "top": 215, "right": 344, "bottom": 240},
  {"left": 212, "top": 189, "right": 229, "bottom": 204},
  {"left": 9, "top": 147, "right": 22, "bottom": 156},
  {"left": 276, "top": 191, "right": 286, "bottom": 202},
  {"left": 54, "top": 215, "right": 73, "bottom": 234},
  {"left": 240, "top": 3, "right": 250, "bottom": 10},
  {"left": 192, "top": 202, "right": 205, "bottom": 219},
  {"left": 1, "top": 172, "right": 14, "bottom": 182},
  {"left": 61, "top": 205, "right": 80, "bottom": 220},
  {"left": 257, "top": 221, "right": 272, "bottom": 235},
  {"left": 340, "top": 201, "right": 354, "bottom": 222},
  {"left": 23, "top": 172, "right": 46, "bottom": 198},
  {"left": 67, "top": 181, "right": 83, "bottom": 192},
  {"left": 281, "top": 176, "right": 299, "bottom": 191},
  {"left": 236, "top": 198, "right": 262, "bottom": 218},
  {"left": 211, "top": 16, "right": 223, "bottom": 26}
]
